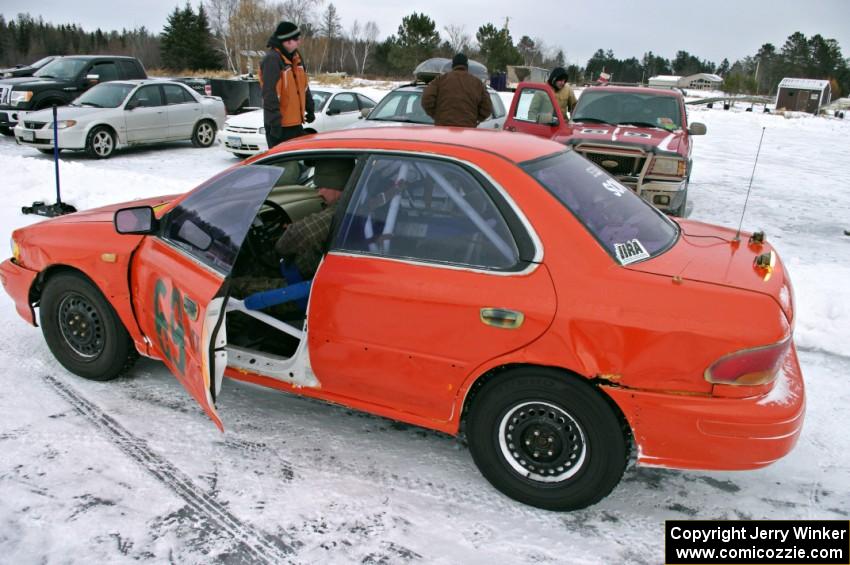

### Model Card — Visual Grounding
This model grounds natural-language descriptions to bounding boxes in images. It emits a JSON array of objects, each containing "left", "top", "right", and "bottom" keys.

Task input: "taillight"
[
  {"left": 705, "top": 336, "right": 791, "bottom": 386},
  {"left": 204, "top": 84, "right": 212, "bottom": 96}
]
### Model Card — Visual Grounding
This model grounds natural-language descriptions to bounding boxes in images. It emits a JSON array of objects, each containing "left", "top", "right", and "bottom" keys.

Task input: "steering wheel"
[{"left": 244, "top": 199, "right": 291, "bottom": 272}]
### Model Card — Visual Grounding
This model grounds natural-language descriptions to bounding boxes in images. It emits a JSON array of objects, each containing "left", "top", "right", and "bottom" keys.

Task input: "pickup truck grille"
[
  {"left": 24, "top": 121, "right": 47, "bottom": 130},
  {"left": 225, "top": 125, "right": 259, "bottom": 134},
  {"left": 0, "top": 85, "right": 10, "bottom": 105},
  {"left": 582, "top": 152, "right": 646, "bottom": 176}
]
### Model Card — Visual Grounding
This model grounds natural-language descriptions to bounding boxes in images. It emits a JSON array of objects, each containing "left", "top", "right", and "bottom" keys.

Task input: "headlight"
[
  {"left": 48, "top": 120, "right": 77, "bottom": 130},
  {"left": 10, "top": 91, "right": 33, "bottom": 106},
  {"left": 11, "top": 238, "right": 20, "bottom": 262},
  {"left": 2, "top": 72, "right": 12, "bottom": 78},
  {"left": 258, "top": 126, "right": 265, "bottom": 135},
  {"left": 648, "top": 157, "right": 686, "bottom": 177}
]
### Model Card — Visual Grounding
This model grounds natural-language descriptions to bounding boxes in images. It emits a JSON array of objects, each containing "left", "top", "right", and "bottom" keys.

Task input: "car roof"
[
  {"left": 55, "top": 55, "right": 139, "bottom": 62},
  {"left": 100, "top": 79, "right": 192, "bottom": 87},
  {"left": 266, "top": 127, "right": 563, "bottom": 164},
  {"left": 584, "top": 85, "right": 682, "bottom": 98}
]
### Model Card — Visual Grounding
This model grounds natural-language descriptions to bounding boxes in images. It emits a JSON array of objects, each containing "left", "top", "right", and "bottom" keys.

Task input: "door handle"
[
  {"left": 505, "top": 126, "right": 516, "bottom": 132},
  {"left": 183, "top": 295, "right": 199, "bottom": 321},
  {"left": 480, "top": 308, "right": 524, "bottom": 329}
]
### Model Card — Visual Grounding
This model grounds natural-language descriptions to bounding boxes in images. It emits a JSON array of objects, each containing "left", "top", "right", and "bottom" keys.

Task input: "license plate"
[
  {"left": 21, "top": 130, "right": 34, "bottom": 142},
  {"left": 227, "top": 136, "right": 242, "bottom": 148}
]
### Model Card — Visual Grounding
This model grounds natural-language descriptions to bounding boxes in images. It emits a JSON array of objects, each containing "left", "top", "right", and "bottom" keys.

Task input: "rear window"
[{"left": 522, "top": 151, "right": 678, "bottom": 264}]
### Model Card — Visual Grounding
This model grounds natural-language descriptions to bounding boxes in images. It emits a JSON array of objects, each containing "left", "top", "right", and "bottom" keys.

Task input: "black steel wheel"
[
  {"left": 467, "top": 368, "right": 628, "bottom": 511},
  {"left": 39, "top": 272, "right": 137, "bottom": 381}
]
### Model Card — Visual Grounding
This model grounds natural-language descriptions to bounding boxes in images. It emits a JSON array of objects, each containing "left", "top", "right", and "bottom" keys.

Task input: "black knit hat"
[
  {"left": 275, "top": 21, "right": 301, "bottom": 41},
  {"left": 452, "top": 53, "right": 468, "bottom": 69}
]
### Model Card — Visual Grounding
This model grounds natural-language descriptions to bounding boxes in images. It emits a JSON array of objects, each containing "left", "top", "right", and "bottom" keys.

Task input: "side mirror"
[
  {"left": 688, "top": 122, "right": 707, "bottom": 135},
  {"left": 326, "top": 107, "right": 341, "bottom": 116},
  {"left": 360, "top": 108, "right": 372, "bottom": 119},
  {"left": 86, "top": 73, "right": 100, "bottom": 84},
  {"left": 115, "top": 206, "right": 156, "bottom": 234},
  {"left": 535, "top": 112, "right": 558, "bottom": 126}
]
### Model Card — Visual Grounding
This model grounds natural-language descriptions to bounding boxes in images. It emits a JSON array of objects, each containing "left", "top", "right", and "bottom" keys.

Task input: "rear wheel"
[
  {"left": 86, "top": 126, "right": 115, "bottom": 159},
  {"left": 192, "top": 120, "right": 216, "bottom": 147},
  {"left": 39, "top": 272, "right": 138, "bottom": 381},
  {"left": 467, "top": 368, "right": 628, "bottom": 511}
]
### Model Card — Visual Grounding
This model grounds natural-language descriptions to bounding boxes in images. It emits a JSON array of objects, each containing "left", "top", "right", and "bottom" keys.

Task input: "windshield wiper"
[
  {"left": 618, "top": 121, "right": 668, "bottom": 130},
  {"left": 80, "top": 102, "right": 102, "bottom": 108},
  {"left": 572, "top": 117, "right": 611, "bottom": 125},
  {"left": 38, "top": 74, "right": 56, "bottom": 78}
]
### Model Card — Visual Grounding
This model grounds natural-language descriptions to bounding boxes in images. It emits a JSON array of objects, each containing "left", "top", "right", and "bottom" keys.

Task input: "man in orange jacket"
[{"left": 259, "top": 21, "right": 315, "bottom": 148}]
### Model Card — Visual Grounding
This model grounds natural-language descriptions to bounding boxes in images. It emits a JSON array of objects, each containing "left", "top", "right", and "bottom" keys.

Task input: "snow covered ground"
[{"left": 0, "top": 87, "right": 848, "bottom": 564}]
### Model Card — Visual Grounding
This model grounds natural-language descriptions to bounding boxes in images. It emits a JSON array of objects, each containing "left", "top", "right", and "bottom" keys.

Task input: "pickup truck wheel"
[
  {"left": 192, "top": 120, "right": 216, "bottom": 147},
  {"left": 467, "top": 368, "right": 627, "bottom": 511},
  {"left": 39, "top": 272, "right": 138, "bottom": 381},
  {"left": 673, "top": 186, "right": 688, "bottom": 217},
  {"left": 86, "top": 126, "right": 116, "bottom": 159}
]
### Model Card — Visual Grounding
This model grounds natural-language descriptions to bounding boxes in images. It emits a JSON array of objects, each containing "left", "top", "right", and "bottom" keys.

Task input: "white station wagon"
[
  {"left": 14, "top": 79, "right": 226, "bottom": 158},
  {"left": 219, "top": 87, "right": 377, "bottom": 157}
]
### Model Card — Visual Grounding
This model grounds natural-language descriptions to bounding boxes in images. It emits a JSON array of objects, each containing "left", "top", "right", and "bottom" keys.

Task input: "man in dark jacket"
[
  {"left": 259, "top": 21, "right": 316, "bottom": 148},
  {"left": 421, "top": 53, "right": 493, "bottom": 127}
]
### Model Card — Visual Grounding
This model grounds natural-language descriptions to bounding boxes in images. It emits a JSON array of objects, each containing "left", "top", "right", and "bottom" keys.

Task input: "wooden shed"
[{"left": 775, "top": 78, "right": 832, "bottom": 114}]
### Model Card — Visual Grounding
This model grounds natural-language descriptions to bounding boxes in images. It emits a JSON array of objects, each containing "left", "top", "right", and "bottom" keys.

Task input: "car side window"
[
  {"left": 129, "top": 85, "right": 164, "bottom": 108},
  {"left": 164, "top": 84, "right": 193, "bottom": 105},
  {"left": 357, "top": 94, "right": 376, "bottom": 110},
  {"left": 490, "top": 93, "right": 506, "bottom": 119},
  {"left": 328, "top": 93, "right": 359, "bottom": 114},
  {"left": 335, "top": 156, "right": 520, "bottom": 270},
  {"left": 92, "top": 62, "right": 119, "bottom": 82},
  {"left": 513, "top": 88, "right": 554, "bottom": 122},
  {"left": 117, "top": 60, "right": 142, "bottom": 79}
]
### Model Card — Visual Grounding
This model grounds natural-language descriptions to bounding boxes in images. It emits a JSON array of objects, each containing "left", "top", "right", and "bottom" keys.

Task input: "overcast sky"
[{"left": 3, "top": 0, "right": 849, "bottom": 67}]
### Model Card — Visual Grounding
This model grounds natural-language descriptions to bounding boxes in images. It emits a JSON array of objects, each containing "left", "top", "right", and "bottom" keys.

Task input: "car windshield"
[
  {"left": 33, "top": 58, "right": 88, "bottom": 80},
  {"left": 522, "top": 150, "right": 678, "bottom": 264},
  {"left": 367, "top": 90, "right": 434, "bottom": 124},
  {"left": 572, "top": 91, "right": 683, "bottom": 130},
  {"left": 311, "top": 90, "right": 331, "bottom": 111},
  {"left": 73, "top": 83, "right": 135, "bottom": 108},
  {"left": 30, "top": 56, "right": 55, "bottom": 69}
]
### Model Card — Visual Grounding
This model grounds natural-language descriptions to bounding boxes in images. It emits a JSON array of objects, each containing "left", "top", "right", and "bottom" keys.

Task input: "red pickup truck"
[{"left": 504, "top": 83, "right": 706, "bottom": 216}]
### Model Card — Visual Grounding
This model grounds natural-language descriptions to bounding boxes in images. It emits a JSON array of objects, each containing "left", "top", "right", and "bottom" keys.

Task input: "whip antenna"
[{"left": 735, "top": 127, "right": 766, "bottom": 241}]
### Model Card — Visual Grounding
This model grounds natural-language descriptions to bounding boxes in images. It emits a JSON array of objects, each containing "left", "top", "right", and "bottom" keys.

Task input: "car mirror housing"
[
  {"left": 327, "top": 107, "right": 341, "bottom": 116},
  {"left": 360, "top": 108, "right": 371, "bottom": 119},
  {"left": 125, "top": 99, "right": 139, "bottom": 111},
  {"left": 689, "top": 122, "right": 707, "bottom": 135},
  {"left": 86, "top": 74, "right": 100, "bottom": 83},
  {"left": 115, "top": 206, "right": 156, "bottom": 234}
]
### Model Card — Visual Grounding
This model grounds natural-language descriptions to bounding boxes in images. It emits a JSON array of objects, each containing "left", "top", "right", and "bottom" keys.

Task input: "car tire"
[
  {"left": 0, "top": 126, "right": 13, "bottom": 137},
  {"left": 673, "top": 186, "right": 688, "bottom": 217},
  {"left": 37, "top": 148, "right": 61, "bottom": 155},
  {"left": 467, "top": 368, "right": 628, "bottom": 511},
  {"left": 191, "top": 120, "right": 216, "bottom": 147},
  {"left": 39, "top": 272, "right": 138, "bottom": 381},
  {"left": 86, "top": 126, "right": 116, "bottom": 159}
]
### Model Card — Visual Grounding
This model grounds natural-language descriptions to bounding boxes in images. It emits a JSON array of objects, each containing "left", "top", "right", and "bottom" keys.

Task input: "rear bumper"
[
  {"left": 605, "top": 344, "right": 805, "bottom": 470},
  {"left": 0, "top": 258, "right": 39, "bottom": 326}
]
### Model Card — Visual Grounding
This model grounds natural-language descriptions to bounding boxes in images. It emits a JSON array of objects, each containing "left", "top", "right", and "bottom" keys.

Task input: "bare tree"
[
  {"left": 206, "top": 0, "right": 239, "bottom": 73},
  {"left": 317, "top": 3, "right": 342, "bottom": 73},
  {"left": 346, "top": 20, "right": 379, "bottom": 75},
  {"left": 444, "top": 24, "right": 470, "bottom": 53}
]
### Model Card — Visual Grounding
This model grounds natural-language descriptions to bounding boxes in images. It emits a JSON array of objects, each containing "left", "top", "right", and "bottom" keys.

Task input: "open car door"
[
  {"left": 128, "top": 165, "right": 286, "bottom": 430},
  {"left": 503, "top": 81, "right": 565, "bottom": 139}
]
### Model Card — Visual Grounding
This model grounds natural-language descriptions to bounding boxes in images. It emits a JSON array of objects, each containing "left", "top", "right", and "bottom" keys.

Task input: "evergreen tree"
[
  {"left": 476, "top": 23, "right": 521, "bottom": 73},
  {"left": 192, "top": 4, "right": 221, "bottom": 69}
]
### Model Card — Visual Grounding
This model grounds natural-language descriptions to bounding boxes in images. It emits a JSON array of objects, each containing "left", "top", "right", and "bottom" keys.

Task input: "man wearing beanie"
[
  {"left": 259, "top": 21, "right": 316, "bottom": 148},
  {"left": 421, "top": 53, "right": 493, "bottom": 127}
]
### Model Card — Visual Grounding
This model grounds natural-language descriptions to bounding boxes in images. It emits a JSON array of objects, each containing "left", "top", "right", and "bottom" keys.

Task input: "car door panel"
[
  {"left": 125, "top": 85, "right": 168, "bottom": 142},
  {"left": 504, "top": 83, "right": 564, "bottom": 138},
  {"left": 308, "top": 255, "right": 556, "bottom": 422}
]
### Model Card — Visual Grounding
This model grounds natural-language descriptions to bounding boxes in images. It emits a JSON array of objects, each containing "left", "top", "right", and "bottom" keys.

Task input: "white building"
[
  {"left": 680, "top": 73, "right": 722, "bottom": 90},
  {"left": 648, "top": 75, "right": 681, "bottom": 88}
]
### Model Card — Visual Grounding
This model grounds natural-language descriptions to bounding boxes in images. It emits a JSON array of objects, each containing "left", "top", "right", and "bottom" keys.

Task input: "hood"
[
  {"left": 627, "top": 219, "right": 794, "bottom": 323},
  {"left": 560, "top": 123, "right": 686, "bottom": 155},
  {"left": 42, "top": 194, "right": 178, "bottom": 225},
  {"left": 0, "top": 76, "right": 64, "bottom": 89},
  {"left": 226, "top": 109, "right": 263, "bottom": 128},
  {"left": 1, "top": 66, "right": 37, "bottom": 78},
  {"left": 23, "top": 105, "right": 109, "bottom": 122}
]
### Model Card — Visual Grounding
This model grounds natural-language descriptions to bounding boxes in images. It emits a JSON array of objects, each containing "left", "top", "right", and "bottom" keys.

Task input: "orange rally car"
[{"left": 1, "top": 127, "right": 804, "bottom": 511}]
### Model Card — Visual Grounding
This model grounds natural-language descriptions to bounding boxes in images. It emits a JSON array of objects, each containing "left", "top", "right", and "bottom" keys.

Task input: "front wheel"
[
  {"left": 192, "top": 120, "right": 216, "bottom": 147},
  {"left": 39, "top": 272, "right": 138, "bottom": 381},
  {"left": 86, "top": 126, "right": 115, "bottom": 158},
  {"left": 467, "top": 369, "right": 628, "bottom": 511}
]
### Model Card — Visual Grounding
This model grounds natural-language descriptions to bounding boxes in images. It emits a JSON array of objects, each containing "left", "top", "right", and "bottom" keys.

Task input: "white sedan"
[
  {"left": 219, "top": 87, "right": 377, "bottom": 157},
  {"left": 13, "top": 79, "right": 226, "bottom": 158}
]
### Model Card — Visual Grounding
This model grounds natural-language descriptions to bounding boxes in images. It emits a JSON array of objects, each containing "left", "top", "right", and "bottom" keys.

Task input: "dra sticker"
[{"left": 615, "top": 239, "right": 650, "bottom": 265}]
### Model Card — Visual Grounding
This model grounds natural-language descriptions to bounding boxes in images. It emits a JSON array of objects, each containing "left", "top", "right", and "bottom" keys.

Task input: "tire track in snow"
[{"left": 42, "top": 374, "right": 295, "bottom": 564}]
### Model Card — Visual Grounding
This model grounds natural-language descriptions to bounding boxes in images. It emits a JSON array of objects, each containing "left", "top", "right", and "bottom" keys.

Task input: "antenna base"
[{"left": 22, "top": 201, "right": 77, "bottom": 217}]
